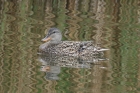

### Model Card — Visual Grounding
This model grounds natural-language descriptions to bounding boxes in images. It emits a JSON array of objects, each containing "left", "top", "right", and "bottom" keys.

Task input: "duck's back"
[{"left": 42, "top": 41, "right": 99, "bottom": 56}]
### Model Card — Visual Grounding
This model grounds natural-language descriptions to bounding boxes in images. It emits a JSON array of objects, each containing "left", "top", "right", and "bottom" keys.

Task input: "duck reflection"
[{"left": 38, "top": 51, "right": 108, "bottom": 80}]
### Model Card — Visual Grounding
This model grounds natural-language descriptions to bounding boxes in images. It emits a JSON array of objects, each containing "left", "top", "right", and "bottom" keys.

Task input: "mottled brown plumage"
[{"left": 39, "top": 28, "right": 108, "bottom": 56}]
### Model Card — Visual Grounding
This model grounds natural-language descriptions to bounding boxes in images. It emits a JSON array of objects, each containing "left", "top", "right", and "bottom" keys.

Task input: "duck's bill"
[
  {"left": 40, "top": 66, "right": 50, "bottom": 72},
  {"left": 41, "top": 37, "right": 51, "bottom": 42}
]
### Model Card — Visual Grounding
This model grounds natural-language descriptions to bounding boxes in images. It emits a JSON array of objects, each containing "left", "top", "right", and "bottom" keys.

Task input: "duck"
[{"left": 39, "top": 28, "right": 108, "bottom": 56}]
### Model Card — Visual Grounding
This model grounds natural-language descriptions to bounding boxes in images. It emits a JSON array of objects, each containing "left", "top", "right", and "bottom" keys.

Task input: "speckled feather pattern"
[{"left": 41, "top": 41, "right": 100, "bottom": 56}]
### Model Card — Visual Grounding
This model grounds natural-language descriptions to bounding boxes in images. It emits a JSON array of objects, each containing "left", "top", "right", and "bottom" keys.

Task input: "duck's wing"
[
  {"left": 78, "top": 41, "right": 93, "bottom": 53},
  {"left": 54, "top": 41, "right": 93, "bottom": 56},
  {"left": 55, "top": 41, "right": 80, "bottom": 56}
]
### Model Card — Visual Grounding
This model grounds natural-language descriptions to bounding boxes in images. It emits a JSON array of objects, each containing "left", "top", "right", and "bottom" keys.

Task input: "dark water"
[{"left": 0, "top": 0, "right": 140, "bottom": 93}]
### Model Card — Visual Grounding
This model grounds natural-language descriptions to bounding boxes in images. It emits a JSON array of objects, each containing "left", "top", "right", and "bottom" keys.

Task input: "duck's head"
[{"left": 42, "top": 28, "right": 62, "bottom": 44}]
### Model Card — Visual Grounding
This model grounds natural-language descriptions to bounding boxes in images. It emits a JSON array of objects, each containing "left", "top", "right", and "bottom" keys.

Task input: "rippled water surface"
[{"left": 0, "top": 0, "right": 140, "bottom": 93}]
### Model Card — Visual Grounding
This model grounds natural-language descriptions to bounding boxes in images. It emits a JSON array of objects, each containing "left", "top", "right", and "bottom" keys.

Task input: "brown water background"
[{"left": 0, "top": 0, "right": 140, "bottom": 93}]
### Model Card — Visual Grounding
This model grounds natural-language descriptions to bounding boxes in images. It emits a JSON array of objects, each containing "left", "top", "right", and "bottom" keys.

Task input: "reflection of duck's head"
[{"left": 42, "top": 28, "right": 62, "bottom": 44}]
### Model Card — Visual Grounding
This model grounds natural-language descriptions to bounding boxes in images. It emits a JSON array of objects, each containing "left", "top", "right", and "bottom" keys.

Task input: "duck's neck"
[
  {"left": 39, "top": 42, "right": 49, "bottom": 50},
  {"left": 39, "top": 41, "right": 62, "bottom": 51}
]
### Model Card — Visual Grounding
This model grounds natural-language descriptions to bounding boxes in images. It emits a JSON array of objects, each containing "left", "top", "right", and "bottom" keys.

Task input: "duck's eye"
[{"left": 51, "top": 31, "right": 56, "bottom": 34}]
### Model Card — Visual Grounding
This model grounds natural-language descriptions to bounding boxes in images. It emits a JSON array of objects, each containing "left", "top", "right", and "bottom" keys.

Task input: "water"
[{"left": 0, "top": 0, "right": 140, "bottom": 93}]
